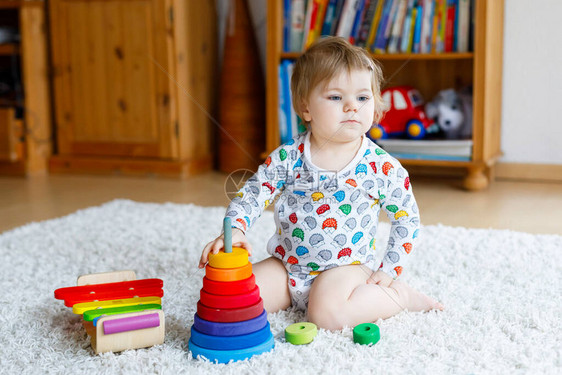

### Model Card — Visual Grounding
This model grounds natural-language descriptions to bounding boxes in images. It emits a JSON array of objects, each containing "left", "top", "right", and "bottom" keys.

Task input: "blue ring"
[
  {"left": 190, "top": 322, "right": 272, "bottom": 350},
  {"left": 189, "top": 333, "right": 275, "bottom": 363}
]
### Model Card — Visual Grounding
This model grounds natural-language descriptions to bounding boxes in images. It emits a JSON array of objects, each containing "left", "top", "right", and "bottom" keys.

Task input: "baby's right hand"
[{"left": 198, "top": 228, "right": 253, "bottom": 269}]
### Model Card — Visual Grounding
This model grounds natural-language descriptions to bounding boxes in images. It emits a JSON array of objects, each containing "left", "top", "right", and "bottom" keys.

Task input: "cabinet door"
[{"left": 50, "top": 0, "right": 177, "bottom": 158}]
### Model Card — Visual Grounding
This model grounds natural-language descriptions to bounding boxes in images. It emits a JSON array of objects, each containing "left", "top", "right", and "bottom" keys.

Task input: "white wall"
[{"left": 501, "top": 0, "right": 562, "bottom": 165}]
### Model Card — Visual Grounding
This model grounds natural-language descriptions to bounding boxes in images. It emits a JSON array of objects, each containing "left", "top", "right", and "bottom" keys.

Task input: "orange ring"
[{"left": 205, "top": 262, "right": 253, "bottom": 282}]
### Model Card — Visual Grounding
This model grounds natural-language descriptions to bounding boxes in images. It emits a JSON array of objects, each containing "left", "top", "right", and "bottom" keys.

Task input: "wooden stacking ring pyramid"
[{"left": 188, "top": 218, "right": 275, "bottom": 363}]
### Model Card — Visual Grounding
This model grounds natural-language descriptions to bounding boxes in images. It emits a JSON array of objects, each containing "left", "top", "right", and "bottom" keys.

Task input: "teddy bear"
[{"left": 425, "top": 88, "right": 473, "bottom": 139}]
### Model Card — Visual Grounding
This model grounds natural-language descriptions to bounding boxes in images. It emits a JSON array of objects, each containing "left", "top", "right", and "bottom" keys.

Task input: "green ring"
[
  {"left": 285, "top": 322, "right": 317, "bottom": 345},
  {"left": 353, "top": 323, "right": 380, "bottom": 345}
]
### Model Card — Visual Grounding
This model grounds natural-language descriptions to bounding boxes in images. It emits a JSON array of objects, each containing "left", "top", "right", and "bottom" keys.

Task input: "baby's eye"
[
  {"left": 358, "top": 96, "right": 371, "bottom": 102},
  {"left": 328, "top": 95, "right": 342, "bottom": 101}
]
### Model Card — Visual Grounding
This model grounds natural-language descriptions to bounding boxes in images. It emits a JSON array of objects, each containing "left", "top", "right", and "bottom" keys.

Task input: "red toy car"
[{"left": 368, "top": 86, "right": 438, "bottom": 140}]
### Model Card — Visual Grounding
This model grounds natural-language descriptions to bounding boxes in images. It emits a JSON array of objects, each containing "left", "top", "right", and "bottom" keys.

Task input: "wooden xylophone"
[{"left": 54, "top": 270, "right": 165, "bottom": 354}]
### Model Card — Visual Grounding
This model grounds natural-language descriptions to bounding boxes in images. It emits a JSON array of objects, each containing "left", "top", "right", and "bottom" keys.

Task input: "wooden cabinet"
[
  {"left": 265, "top": 0, "right": 504, "bottom": 190},
  {"left": 0, "top": 1, "right": 51, "bottom": 175},
  {"left": 49, "top": 0, "right": 217, "bottom": 177}
]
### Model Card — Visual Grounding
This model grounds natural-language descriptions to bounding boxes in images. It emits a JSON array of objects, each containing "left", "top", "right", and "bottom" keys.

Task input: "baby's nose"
[{"left": 344, "top": 100, "right": 358, "bottom": 112}]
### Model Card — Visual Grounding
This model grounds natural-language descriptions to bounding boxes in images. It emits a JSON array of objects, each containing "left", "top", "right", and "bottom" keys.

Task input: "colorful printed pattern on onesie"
[{"left": 226, "top": 131, "right": 420, "bottom": 286}]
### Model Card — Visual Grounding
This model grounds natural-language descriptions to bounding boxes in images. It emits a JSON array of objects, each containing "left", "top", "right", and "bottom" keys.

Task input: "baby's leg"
[
  {"left": 253, "top": 257, "right": 291, "bottom": 313},
  {"left": 307, "top": 264, "right": 443, "bottom": 331}
]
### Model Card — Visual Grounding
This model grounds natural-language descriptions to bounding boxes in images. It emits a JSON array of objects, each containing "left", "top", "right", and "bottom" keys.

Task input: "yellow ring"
[{"left": 208, "top": 247, "right": 249, "bottom": 269}]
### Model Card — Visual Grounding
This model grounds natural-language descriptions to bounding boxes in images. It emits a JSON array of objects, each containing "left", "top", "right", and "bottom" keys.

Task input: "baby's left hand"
[{"left": 367, "top": 270, "right": 393, "bottom": 288}]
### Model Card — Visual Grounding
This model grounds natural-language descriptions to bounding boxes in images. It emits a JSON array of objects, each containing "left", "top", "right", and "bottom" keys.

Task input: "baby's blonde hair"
[{"left": 291, "top": 36, "right": 386, "bottom": 124}]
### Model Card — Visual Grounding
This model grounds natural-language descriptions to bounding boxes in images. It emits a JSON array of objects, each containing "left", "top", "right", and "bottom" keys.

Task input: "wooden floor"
[{"left": 1, "top": 172, "right": 561, "bottom": 235}]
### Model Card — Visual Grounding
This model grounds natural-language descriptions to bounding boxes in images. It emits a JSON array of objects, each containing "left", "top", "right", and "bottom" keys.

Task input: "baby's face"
[{"left": 302, "top": 69, "right": 375, "bottom": 145}]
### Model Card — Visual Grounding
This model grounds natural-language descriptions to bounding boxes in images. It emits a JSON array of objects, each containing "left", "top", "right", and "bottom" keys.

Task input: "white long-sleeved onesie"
[{"left": 226, "top": 131, "right": 420, "bottom": 310}]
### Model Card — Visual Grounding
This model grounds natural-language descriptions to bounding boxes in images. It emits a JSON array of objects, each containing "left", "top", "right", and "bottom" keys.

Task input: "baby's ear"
[{"left": 300, "top": 100, "right": 313, "bottom": 122}]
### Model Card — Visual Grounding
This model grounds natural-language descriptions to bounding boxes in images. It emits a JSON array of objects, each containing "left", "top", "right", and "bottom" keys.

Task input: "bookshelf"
[
  {"left": 265, "top": 0, "right": 505, "bottom": 190},
  {"left": 0, "top": 1, "right": 51, "bottom": 175}
]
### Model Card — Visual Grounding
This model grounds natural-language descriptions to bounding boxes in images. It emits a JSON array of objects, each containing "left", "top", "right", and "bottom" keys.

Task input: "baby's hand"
[
  {"left": 367, "top": 270, "right": 393, "bottom": 288},
  {"left": 198, "top": 228, "right": 253, "bottom": 268}
]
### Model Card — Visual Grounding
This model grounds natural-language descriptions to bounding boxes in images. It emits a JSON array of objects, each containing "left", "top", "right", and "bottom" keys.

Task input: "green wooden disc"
[
  {"left": 353, "top": 323, "right": 380, "bottom": 345},
  {"left": 285, "top": 322, "right": 317, "bottom": 345}
]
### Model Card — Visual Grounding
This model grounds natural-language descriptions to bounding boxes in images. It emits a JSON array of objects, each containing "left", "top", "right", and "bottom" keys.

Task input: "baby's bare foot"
[{"left": 391, "top": 280, "right": 444, "bottom": 312}]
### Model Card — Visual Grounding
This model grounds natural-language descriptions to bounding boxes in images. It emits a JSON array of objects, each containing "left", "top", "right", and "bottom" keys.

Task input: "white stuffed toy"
[{"left": 425, "top": 88, "right": 472, "bottom": 139}]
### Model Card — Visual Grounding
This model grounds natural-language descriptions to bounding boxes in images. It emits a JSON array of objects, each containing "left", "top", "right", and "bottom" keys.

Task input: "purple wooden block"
[{"left": 103, "top": 313, "right": 160, "bottom": 335}]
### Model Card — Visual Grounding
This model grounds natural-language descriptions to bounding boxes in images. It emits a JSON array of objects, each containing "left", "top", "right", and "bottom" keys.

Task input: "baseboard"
[
  {"left": 495, "top": 162, "right": 562, "bottom": 183},
  {"left": 49, "top": 155, "right": 213, "bottom": 178}
]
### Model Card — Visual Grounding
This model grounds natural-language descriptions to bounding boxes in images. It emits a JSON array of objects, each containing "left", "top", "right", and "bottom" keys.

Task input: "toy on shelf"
[
  {"left": 425, "top": 87, "right": 473, "bottom": 139},
  {"left": 188, "top": 218, "right": 275, "bottom": 363},
  {"left": 353, "top": 323, "right": 380, "bottom": 346},
  {"left": 367, "top": 86, "right": 439, "bottom": 141},
  {"left": 54, "top": 270, "right": 165, "bottom": 354},
  {"left": 285, "top": 322, "right": 317, "bottom": 345}
]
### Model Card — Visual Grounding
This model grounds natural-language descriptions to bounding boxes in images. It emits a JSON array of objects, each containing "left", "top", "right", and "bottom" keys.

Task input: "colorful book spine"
[
  {"left": 444, "top": 0, "right": 456, "bottom": 52},
  {"left": 412, "top": 1, "right": 423, "bottom": 53},
  {"left": 302, "top": 0, "right": 318, "bottom": 50},
  {"left": 330, "top": 0, "right": 346, "bottom": 35},
  {"left": 350, "top": 0, "right": 368, "bottom": 44},
  {"left": 420, "top": 0, "right": 434, "bottom": 53},
  {"left": 356, "top": 0, "right": 377, "bottom": 47},
  {"left": 399, "top": 0, "right": 415, "bottom": 52},
  {"left": 430, "top": 0, "right": 443, "bottom": 52},
  {"left": 336, "top": 0, "right": 360, "bottom": 40},
  {"left": 283, "top": 0, "right": 291, "bottom": 51},
  {"left": 456, "top": 0, "right": 470, "bottom": 52},
  {"left": 366, "top": 0, "right": 385, "bottom": 51},
  {"left": 371, "top": 0, "right": 393, "bottom": 53},
  {"left": 305, "top": 0, "right": 330, "bottom": 48},
  {"left": 381, "top": 0, "right": 400, "bottom": 52},
  {"left": 406, "top": 2, "right": 417, "bottom": 52},
  {"left": 436, "top": 0, "right": 447, "bottom": 52},
  {"left": 453, "top": 0, "right": 459, "bottom": 51},
  {"left": 387, "top": 0, "right": 408, "bottom": 53},
  {"left": 289, "top": 0, "right": 306, "bottom": 52},
  {"left": 286, "top": 62, "right": 299, "bottom": 138},
  {"left": 321, "top": 0, "right": 339, "bottom": 35},
  {"left": 278, "top": 62, "right": 289, "bottom": 143}
]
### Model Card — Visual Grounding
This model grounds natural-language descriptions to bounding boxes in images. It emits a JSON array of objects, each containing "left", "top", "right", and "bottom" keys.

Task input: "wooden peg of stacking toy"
[
  {"left": 208, "top": 217, "right": 249, "bottom": 269},
  {"left": 223, "top": 217, "right": 232, "bottom": 253},
  {"left": 353, "top": 323, "right": 380, "bottom": 345},
  {"left": 285, "top": 322, "right": 317, "bottom": 345}
]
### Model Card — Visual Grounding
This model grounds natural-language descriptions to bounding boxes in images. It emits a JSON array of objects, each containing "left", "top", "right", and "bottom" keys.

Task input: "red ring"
[
  {"left": 200, "top": 286, "right": 260, "bottom": 309},
  {"left": 197, "top": 299, "right": 264, "bottom": 322},
  {"left": 202, "top": 274, "right": 256, "bottom": 296}
]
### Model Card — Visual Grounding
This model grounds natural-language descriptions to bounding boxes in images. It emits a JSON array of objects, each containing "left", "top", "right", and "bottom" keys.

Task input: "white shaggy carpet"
[{"left": 0, "top": 199, "right": 560, "bottom": 374}]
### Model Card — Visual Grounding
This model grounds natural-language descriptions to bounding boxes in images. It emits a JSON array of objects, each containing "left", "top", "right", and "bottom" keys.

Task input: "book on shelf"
[
  {"left": 278, "top": 60, "right": 307, "bottom": 143},
  {"left": 336, "top": 0, "right": 360, "bottom": 40},
  {"left": 456, "top": 0, "right": 470, "bottom": 52},
  {"left": 356, "top": 0, "right": 379, "bottom": 47},
  {"left": 444, "top": 0, "right": 456, "bottom": 52},
  {"left": 387, "top": 0, "right": 408, "bottom": 54},
  {"left": 283, "top": 0, "right": 474, "bottom": 54},
  {"left": 375, "top": 138, "right": 473, "bottom": 161},
  {"left": 349, "top": 0, "right": 367, "bottom": 45},
  {"left": 278, "top": 61, "right": 290, "bottom": 143},
  {"left": 289, "top": 0, "right": 306, "bottom": 52},
  {"left": 420, "top": 0, "right": 435, "bottom": 53}
]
